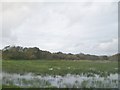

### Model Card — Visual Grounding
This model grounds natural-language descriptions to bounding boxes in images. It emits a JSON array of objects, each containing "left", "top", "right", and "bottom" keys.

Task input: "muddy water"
[{"left": 2, "top": 72, "right": 118, "bottom": 88}]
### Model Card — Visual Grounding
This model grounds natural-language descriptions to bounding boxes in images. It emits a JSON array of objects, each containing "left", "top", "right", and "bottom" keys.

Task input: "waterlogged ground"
[
  {"left": 0, "top": 72, "right": 2, "bottom": 89},
  {"left": 2, "top": 72, "right": 118, "bottom": 88},
  {"left": 2, "top": 60, "right": 118, "bottom": 88}
]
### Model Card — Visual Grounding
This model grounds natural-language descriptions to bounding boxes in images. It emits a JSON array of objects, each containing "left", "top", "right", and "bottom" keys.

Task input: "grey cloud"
[
  {"left": 2, "top": 3, "right": 35, "bottom": 46},
  {"left": 1, "top": 2, "right": 118, "bottom": 55},
  {"left": 95, "top": 38, "right": 118, "bottom": 55}
]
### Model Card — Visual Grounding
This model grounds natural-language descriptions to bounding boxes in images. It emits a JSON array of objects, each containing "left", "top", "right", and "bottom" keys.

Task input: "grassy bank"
[{"left": 2, "top": 60, "right": 118, "bottom": 75}]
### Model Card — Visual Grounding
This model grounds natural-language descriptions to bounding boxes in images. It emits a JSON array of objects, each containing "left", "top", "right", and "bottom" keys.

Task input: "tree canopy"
[{"left": 1, "top": 46, "right": 119, "bottom": 61}]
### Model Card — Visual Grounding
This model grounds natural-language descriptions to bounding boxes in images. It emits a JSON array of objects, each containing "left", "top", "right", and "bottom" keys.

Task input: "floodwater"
[{"left": 2, "top": 72, "right": 118, "bottom": 88}]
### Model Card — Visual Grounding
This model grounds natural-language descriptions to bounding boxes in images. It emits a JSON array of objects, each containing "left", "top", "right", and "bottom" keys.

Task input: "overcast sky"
[{"left": 1, "top": 1, "right": 118, "bottom": 55}]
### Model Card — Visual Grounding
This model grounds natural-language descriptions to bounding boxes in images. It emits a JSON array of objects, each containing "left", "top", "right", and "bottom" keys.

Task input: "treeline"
[
  {"left": 1, "top": 46, "right": 119, "bottom": 61},
  {"left": 0, "top": 49, "right": 2, "bottom": 59}
]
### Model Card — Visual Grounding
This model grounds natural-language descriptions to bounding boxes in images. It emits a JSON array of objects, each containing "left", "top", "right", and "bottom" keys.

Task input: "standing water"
[{"left": 2, "top": 72, "right": 118, "bottom": 88}]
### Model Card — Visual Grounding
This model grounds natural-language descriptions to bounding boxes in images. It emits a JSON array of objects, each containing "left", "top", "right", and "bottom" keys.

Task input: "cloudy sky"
[{"left": 1, "top": 1, "right": 118, "bottom": 55}]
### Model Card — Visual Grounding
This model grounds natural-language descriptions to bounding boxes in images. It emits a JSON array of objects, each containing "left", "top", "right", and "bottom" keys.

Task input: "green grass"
[
  {"left": 2, "top": 85, "right": 20, "bottom": 88},
  {"left": 0, "top": 60, "right": 2, "bottom": 70},
  {"left": 2, "top": 85, "right": 57, "bottom": 88},
  {"left": 2, "top": 60, "right": 118, "bottom": 75}
]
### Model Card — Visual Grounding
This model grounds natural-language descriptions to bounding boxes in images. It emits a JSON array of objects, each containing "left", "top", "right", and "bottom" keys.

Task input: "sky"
[{"left": 0, "top": 0, "right": 118, "bottom": 55}]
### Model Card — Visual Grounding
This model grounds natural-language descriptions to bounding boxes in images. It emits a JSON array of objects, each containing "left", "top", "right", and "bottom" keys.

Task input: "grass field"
[{"left": 2, "top": 60, "right": 118, "bottom": 75}]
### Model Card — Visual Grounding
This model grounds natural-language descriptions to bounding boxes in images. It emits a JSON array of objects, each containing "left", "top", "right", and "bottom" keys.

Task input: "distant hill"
[
  {"left": 108, "top": 53, "right": 120, "bottom": 61},
  {"left": 1, "top": 45, "right": 119, "bottom": 61}
]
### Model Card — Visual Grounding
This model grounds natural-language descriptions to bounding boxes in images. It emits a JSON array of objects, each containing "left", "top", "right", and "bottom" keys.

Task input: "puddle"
[{"left": 2, "top": 72, "right": 118, "bottom": 88}]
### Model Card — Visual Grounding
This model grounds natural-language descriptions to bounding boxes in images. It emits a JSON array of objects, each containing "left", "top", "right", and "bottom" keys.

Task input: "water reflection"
[{"left": 2, "top": 72, "right": 118, "bottom": 88}]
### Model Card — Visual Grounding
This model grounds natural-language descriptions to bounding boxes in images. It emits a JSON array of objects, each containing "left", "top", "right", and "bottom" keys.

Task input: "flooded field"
[
  {"left": 2, "top": 72, "right": 118, "bottom": 88},
  {"left": 2, "top": 60, "right": 118, "bottom": 88}
]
